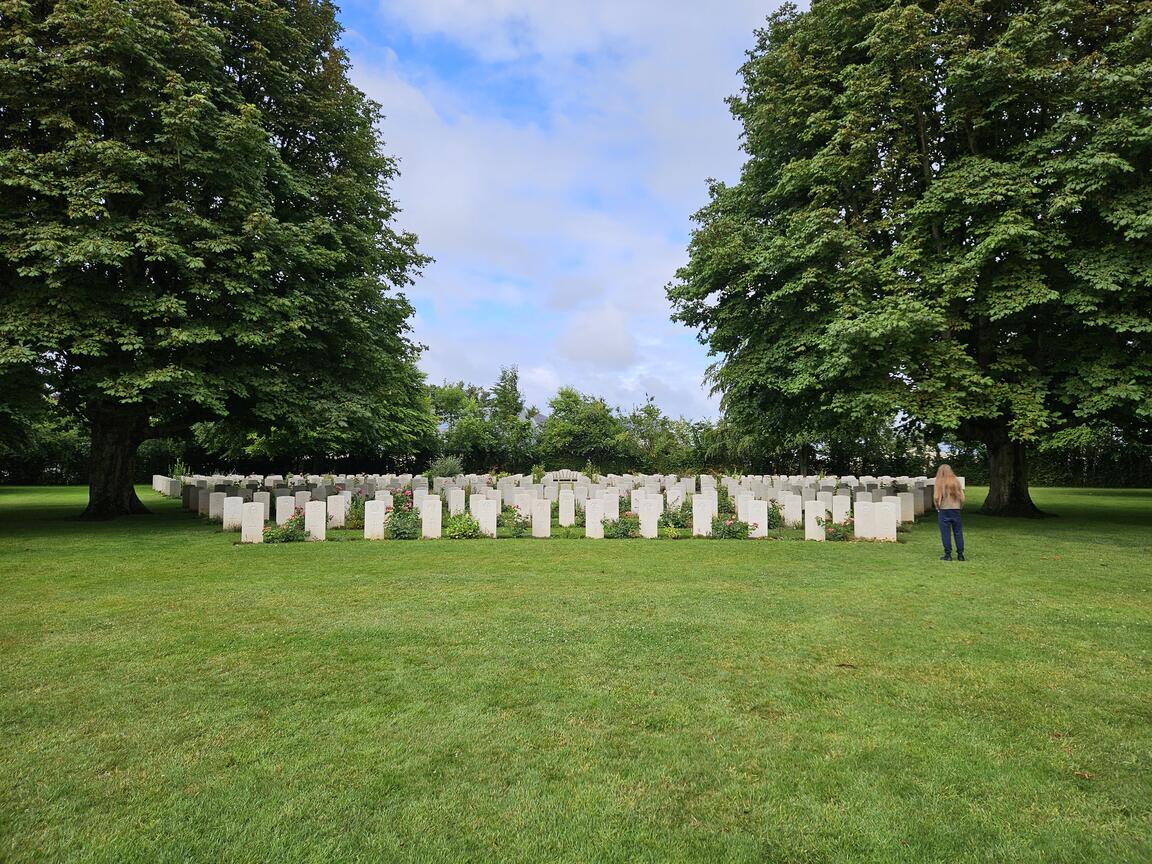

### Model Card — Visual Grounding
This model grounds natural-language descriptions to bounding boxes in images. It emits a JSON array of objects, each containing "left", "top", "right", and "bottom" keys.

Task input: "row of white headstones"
[{"left": 153, "top": 471, "right": 955, "bottom": 544}]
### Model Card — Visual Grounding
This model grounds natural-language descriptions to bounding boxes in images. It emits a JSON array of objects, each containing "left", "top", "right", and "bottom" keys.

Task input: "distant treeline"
[{"left": 2, "top": 366, "right": 1148, "bottom": 488}]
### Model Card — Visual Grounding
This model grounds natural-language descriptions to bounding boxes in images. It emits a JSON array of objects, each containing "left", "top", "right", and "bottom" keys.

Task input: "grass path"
[{"left": 1, "top": 486, "right": 1150, "bottom": 863}]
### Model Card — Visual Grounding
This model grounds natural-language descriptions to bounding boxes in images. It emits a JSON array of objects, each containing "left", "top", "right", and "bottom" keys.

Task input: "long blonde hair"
[{"left": 934, "top": 464, "right": 964, "bottom": 506}]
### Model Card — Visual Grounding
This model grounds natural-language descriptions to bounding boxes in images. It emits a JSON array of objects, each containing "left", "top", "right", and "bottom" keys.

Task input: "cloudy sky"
[{"left": 336, "top": 1, "right": 785, "bottom": 419}]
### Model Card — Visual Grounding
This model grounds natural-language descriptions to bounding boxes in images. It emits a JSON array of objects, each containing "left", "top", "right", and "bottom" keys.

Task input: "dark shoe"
[
  {"left": 957, "top": 553, "right": 965, "bottom": 561},
  {"left": 940, "top": 554, "right": 952, "bottom": 561}
]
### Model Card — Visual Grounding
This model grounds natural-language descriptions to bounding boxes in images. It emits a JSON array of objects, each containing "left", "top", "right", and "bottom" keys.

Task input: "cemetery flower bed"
[
  {"left": 498, "top": 504, "right": 531, "bottom": 538},
  {"left": 711, "top": 516, "right": 751, "bottom": 540},
  {"left": 603, "top": 512, "right": 641, "bottom": 539},
  {"left": 818, "top": 515, "right": 854, "bottom": 541},
  {"left": 445, "top": 513, "right": 483, "bottom": 539},
  {"left": 264, "top": 509, "right": 307, "bottom": 543}
]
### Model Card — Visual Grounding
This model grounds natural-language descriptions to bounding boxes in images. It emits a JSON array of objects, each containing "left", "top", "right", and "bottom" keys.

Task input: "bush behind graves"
[
  {"left": 264, "top": 510, "right": 307, "bottom": 543},
  {"left": 659, "top": 499, "right": 692, "bottom": 530},
  {"left": 603, "top": 512, "right": 640, "bottom": 539},
  {"left": 428, "top": 455, "right": 464, "bottom": 479},
  {"left": 711, "top": 516, "right": 750, "bottom": 540},
  {"left": 763, "top": 501, "right": 784, "bottom": 530},
  {"left": 387, "top": 504, "right": 421, "bottom": 540},
  {"left": 498, "top": 505, "right": 531, "bottom": 538},
  {"left": 345, "top": 495, "right": 366, "bottom": 531},
  {"left": 445, "top": 513, "right": 483, "bottom": 539}
]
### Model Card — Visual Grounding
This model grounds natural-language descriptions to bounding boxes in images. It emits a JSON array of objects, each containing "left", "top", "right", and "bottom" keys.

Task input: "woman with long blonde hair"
[{"left": 934, "top": 464, "right": 965, "bottom": 561}]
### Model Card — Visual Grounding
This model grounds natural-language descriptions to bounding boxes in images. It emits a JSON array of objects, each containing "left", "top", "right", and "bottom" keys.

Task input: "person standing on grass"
[{"left": 934, "top": 464, "right": 966, "bottom": 561}]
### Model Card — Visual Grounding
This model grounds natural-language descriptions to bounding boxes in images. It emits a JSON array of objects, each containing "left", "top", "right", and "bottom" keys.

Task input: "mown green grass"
[{"left": 1, "top": 485, "right": 1150, "bottom": 863}]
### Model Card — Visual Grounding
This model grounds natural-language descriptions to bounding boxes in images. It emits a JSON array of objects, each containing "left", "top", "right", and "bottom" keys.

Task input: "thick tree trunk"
[
  {"left": 82, "top": 406, "right": 149, "bottom": 519},
  {"left": 981, "top": 435, "right": 1044, "bottom": 517}
]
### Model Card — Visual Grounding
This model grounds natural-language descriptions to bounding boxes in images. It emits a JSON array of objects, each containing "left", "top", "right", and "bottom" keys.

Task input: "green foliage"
[
  {"left": 167, "top": 458, "right": 192, "bottom": 480},
  {"left": 658, "top": 498, "right": 693, "bottom": 531},
  {"left": 716, "top": 485, "right": 736, "bottom": 517},
  {"left": 0, "top": 0, "right": 433, "bottom": 515},
  {"left": 345, "top": 495, "right": 366, "bottom": 531},
  {"left": 762, "top": 501, "right": 784, "bottom": 531},
  {"left": 711, "top": 516, "right": 750, "bottom": 540},
  {"left": 4, "top": 485, "right": 1152, "bottom": 861},
  {"left": 582, "top": 460, "right": 601, "bottom": 483},
  {"left": 603, "top": 512, "right": 640, "bottom": 539},
  {"left": 817, "top": 516, "right": 854, "bottom": 542},
  {"left": 538, "top": 388, "right": 632, "bottom": 473},
  {"left": 263, "top": 510, "right": 307, "bottom": 543},
  {"left": 445, "top": 512, "right": 483, "bottom": 540},
  {"left": 498, "top": 504, "right": 531, "bottom": 538},
  {"left": 386, "top": 507, "right": 421, "bottom": 540},
  {"left": 670, "top": 0, "right": 1152, "bottom": 514},
  {"left": 530, "top": 464, "right": 546, "bottom": 484},
  {"left": 428, "top": 455, "right": 464, "bottom": 479}
]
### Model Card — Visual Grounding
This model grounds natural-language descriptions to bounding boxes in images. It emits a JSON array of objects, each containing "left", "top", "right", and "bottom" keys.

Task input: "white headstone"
[
  {"left": 221, "top": 496, "right": 244, "bottom": 531},
  {"left": 421, "top": 495, "right": 442, "bottom": 538},
  {"left": 251, "top": 491, "right": 271, "bottom": 522},
  {"left": 783, "top": 493, "right": 803, "bottom": 528},
  {"left": 832, "top": 495, "right": 851, "bottom": 525},
  {"left": 364, "top": 500, "right": 388, "bottom": 540},
  {"left": 559, "top": 490, "right": 575, "bottom": 527},
  {"left": 531, "top": 498, "right": 551, "bottom": 538},
  {"left": 208, "top": 492, "right": 227, "bottom": 522},
  {"left": 804, "top": 501, "right": 826, "bottom": 541},
  {"left": 748, "top": 500, "right": 768, "bottom": 538},
  {"left": 275, "top": 495, "right": 295, "bottom": 525},
  {"left": 897, "top": 491, "right": 915, "bottom": 523},
  {"left": 854, "top": 501, "right": 875, "bottom": 539},
  {"left": 326, "top": 494, "right": 346, "bottom": 528},
  {"left": 474, "top": 499, "right": 498, "bottom": 537},
  {"left": 602, "top": 489, "right": 620, "bottom": 521},
  {"left": 692, "top": 495, "right": 712, "bottom": 537},
  {"left": 294, "top": 490, "right": 311, "bottom": 511},
  {"left": 447, "top": 488, "right": 466, "bottom": 516},
  {"left": 304, "top": 501, "right": 326, "bottom": 541},
  {"left": 638, "top": 501, "right": 659, "bottom": 538},
  {"left": 875, "top": 501, "right": 899, "bottom": 541},
  {"left": 240, "top": 502, "right": 264, "bottom": 543},
  {"left": 584, "top": 499, "right": 604, "bottom": 538}
]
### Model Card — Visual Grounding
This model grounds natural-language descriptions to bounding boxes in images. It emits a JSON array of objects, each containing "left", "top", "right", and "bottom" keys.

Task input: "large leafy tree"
[
  {"left": 670, "top": 0, "right": 1152, "bottom": 515},
  {"left": 0, "top": 0, "right": 432, "bottom": 516}
]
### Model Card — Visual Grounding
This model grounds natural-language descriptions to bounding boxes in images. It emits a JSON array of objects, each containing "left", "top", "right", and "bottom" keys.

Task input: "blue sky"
[{"left": 335, "top": 1, "right": 784, "bottom": 418}]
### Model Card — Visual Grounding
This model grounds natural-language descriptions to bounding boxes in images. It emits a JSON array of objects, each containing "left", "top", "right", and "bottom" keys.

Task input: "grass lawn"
[{"left": 1, "top": 485, "right": 1150, "bottom": 863}]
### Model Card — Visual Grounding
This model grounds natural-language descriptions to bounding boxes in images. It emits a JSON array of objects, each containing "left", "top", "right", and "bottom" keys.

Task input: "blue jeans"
[{"left": 938, "top": 509, "right": 964, "bottom": 556}]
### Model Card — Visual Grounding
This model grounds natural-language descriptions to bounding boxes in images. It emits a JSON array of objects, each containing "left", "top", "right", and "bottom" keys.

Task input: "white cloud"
[{"left": 346, "top": 1, "right": 786, "bottom": 418}]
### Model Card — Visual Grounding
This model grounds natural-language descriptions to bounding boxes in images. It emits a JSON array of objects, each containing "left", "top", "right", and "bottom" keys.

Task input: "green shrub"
[
  {"left": 659, "top": 525, "right": 685, "bottom": 540},
  {"left": 345, "top": 495, "right": 366, "bottom": 530},
  {"left": 603, "top": 512, "right": 640, "bottom": 539},
  {"left": 168, "top": 458, "right": 191, "bottom": 479},
  {"left": 762, "top": 501, "right": 784, "bottom": 530},
  {"left": 716, "top": 485, "right": 736, "bottom": 517},
  {"left": 264, "top": 510, "right": 307, "bottom": 543},
  {"left": 428, "top": 455, "right": 464, "bottom": 479},
  {"left": 817, "top": 516, "right": 854, "bottom": 541},
  {"left": 531, "top": 464, "right": 546, "bottom": 484},
  {"left": 387, "top": 505, "right": 422, "bottom": 540},
  {"left": 711, "top": 516, "right": 750, "bottom": 539},
  {"left": 498, "top": 504, "right": 531, "bottom": 538},
  {"left": 658, "top": 498, "right": 692, "bottom": 530},
  {"left": 445, "top": 512, "right": 483, "bottom": 539}
]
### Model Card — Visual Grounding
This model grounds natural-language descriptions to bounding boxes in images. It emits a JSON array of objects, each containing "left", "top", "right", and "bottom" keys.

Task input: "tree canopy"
[
  {"left": 0, "top": 0, "right": 432, "bottom": 516},
  {"left": 669, "top": 0, "right": 1152, "bottom": 515}
]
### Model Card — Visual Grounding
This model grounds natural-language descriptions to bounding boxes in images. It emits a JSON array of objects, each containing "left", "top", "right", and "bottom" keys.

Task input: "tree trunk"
[
  {"left": 982, "top": 434, "right": 1044, "bottom": 517},
  {"left": 82, "top": 406, "right": 149, "bottom": 519}
]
